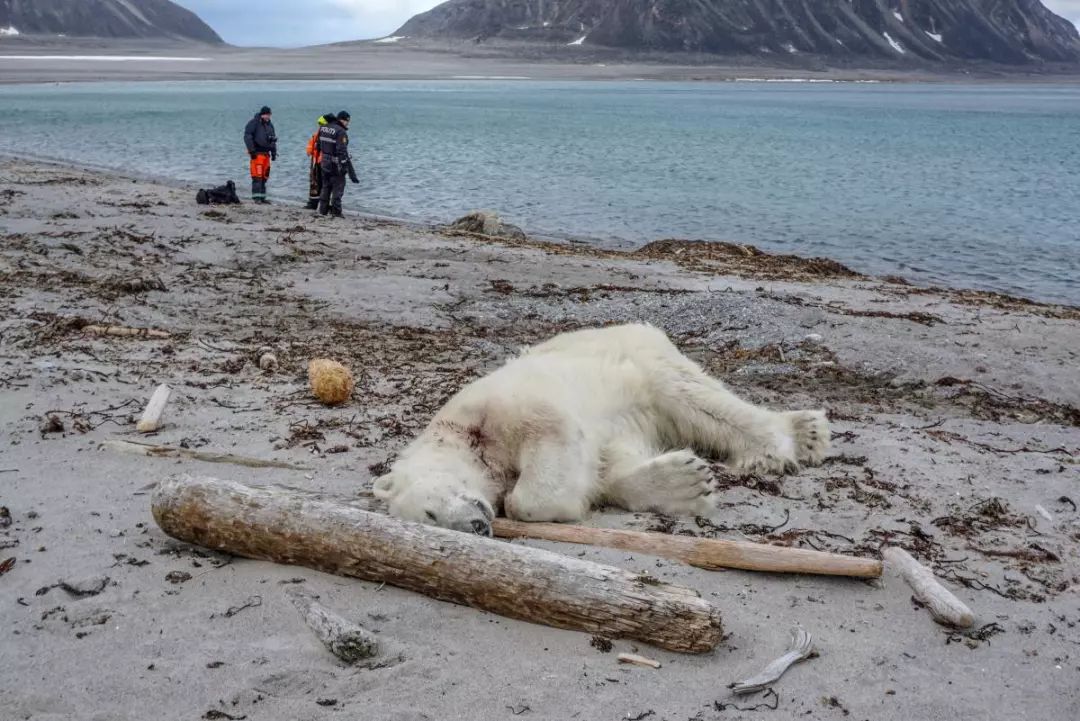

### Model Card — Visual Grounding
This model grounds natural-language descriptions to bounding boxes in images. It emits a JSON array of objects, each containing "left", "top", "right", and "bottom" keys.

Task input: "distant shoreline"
[{"left": 2, "top": 38, "right": 1079, "bottom": 85}]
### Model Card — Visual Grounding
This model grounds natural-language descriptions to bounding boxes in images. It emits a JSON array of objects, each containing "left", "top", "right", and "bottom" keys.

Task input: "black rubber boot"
[{"left": 305, "top": 200, "right": 319, "bottom": 210}]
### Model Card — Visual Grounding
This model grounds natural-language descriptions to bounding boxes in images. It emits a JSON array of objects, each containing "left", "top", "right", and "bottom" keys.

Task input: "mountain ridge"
[
  {"left": 394, "top": 0, "right": 1080, "bottom": 64},
  {"left": 0, "top": 0, "right": 222, "bottom": 44}
]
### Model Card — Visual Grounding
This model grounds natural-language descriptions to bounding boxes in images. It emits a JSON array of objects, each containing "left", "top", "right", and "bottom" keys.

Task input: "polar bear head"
[{"left": 373, "top": 466, "right": 496, "bottom": 536}]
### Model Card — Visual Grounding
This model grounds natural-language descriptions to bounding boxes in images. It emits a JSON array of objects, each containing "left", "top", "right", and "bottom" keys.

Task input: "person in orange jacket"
[
  {"left": 304, "top": 113, "right": 335, "bottom": 210},
  {"left": 243, "top": 106, "right": 277, "bottom": 204}
]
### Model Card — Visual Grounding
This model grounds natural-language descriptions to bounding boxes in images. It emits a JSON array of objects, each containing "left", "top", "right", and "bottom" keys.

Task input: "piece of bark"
[
  {"left": 101, "top": 439, "right": 310, "bottom": 471},
  {"left": 731, "top": 626, "right": 814, "bottom": 695},
  {"left": 152, "top": 476, "right": 724, "bottom": 654},
  {"left": 493, "top": 520, "right": 882, "bottom": 578},
  {"left": 136, "top": 384, "right": 172, "bottom": 433},
  {"left": 285, "top": 586, "right": 396, "bottom": 667},
  {"left": 883, "top": 547, "right": 974, "bottom": 628},
  {"left": 82, "top": 324, "right": 171, "bottom": 339},
  {"left": 618, "top": 653, "right": 662, "bottom": 669}
]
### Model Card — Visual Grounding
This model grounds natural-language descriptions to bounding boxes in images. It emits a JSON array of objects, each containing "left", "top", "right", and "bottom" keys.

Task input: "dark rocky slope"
[
  {"left": 395, "top": 0, "right": 1080, "bottom": 64},
  {"left": 0, "top": 0, "right": 222, "bottom": 43}
]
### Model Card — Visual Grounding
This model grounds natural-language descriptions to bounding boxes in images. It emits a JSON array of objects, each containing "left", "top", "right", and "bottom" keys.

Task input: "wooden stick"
[
  {"left": 101, "top": 439, "right": 311, "bottom": 471},
  {"left": 83, "top": 324, "right": 171, "bottom": 339},
  {"left": 618, "top": 653, "right": 662, "bottom": 669},
  {"left": 882, "top": 547, "right": 974, "bottom": 628},
  {"left": 285, "top": 586, "right": 399, "bottom": 667},
  {"left": 136, "top": 384, "right": 172, "bottom": 433},
  {"left": 152, "top": 476, "right": 724, "bottom": 653},
  {"left": 492, "top": 519, "right": 882, "bottom": 578}
]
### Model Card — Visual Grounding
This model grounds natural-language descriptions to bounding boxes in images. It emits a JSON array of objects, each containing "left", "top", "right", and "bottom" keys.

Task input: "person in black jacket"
[
  {"left": 243, "top": 106, "right": 277, "bottom": 203},
  {"left": 317, "top": 110, "right": 358, "bottom": 217}
]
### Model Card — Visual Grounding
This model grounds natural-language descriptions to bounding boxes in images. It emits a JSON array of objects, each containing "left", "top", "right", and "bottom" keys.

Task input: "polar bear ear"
[{"left": 372, "top": 473, "right": 398, "bottom": 500}]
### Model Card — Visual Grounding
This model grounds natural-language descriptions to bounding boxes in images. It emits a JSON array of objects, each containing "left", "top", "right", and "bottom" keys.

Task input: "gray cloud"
[{"left": 177, "top": 0, "right": 1079, "bottom": 48}]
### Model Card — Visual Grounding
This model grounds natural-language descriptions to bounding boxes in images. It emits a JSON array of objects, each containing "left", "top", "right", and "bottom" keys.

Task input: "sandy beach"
[{"left": 0, "top": 160, "right": 1078, "bottom": 720}]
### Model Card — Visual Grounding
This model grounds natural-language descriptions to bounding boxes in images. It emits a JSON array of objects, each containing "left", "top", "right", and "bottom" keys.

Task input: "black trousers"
[
  {"left": 318, "top": 172, "right": 346, "bottom": 215},
  {"left": 306, "top": 160, "right": 323, "bottom": 208}
]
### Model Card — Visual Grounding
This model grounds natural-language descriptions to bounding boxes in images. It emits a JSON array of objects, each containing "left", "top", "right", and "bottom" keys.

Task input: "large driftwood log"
[
  {"left": 493, "top": 520, "right": 882, "bottom": 578},
  {"left": 152, "top": 476, "right": 724, "bottom": 653}
]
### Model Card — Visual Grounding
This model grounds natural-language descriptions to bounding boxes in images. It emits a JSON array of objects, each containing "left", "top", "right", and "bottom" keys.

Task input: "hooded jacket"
[{"left": 244, "top": 114, "right": 278, "bottom": 157}]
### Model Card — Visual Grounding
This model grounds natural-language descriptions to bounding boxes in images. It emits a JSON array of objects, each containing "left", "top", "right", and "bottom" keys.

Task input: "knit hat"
[
  {"left": 259, "top": 106, "right": 272, "bottom": 115},
  {"left": 336, "top": 110, "right": 351, "bottom": 121}
]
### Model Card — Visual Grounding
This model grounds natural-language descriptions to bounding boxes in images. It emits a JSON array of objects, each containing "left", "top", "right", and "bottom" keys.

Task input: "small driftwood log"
[
  {"left": 285, "top": 586, "right": 395, "bottom": 666},
  {"left": 102, "top": 439, "right": 310, "bottom": 471},
  {"left": 136, "top": 384, "right": 172, "bottom": 433},
  {"left": 883, "top": 547, "right": 974, "bottom": 628},
  {"left": 493, "top": 520, "right": 882, "bottom": 578},
  {"left": 152, "top": 476, "right": 724, "bottom": 653}
]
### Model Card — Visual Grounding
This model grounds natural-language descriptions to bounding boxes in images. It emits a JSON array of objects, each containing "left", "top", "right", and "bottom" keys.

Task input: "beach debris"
[
  {"left": 136, "top": 384, "right": 172, "bottom": 433},
  {"left": 0, "top": 506, "right": 11, "bottom": 529},
  {"left": 618, "top": 653, "right": 662, "bottom": 669},
  {"left": 883, "top": 546, "right": 974, "bottom": 628},
  {"left": 258, "top": 351, "right": 279, "bottom": 372},
  {"left": 165, "top": 571, "right": 192, "bottom": 584},
  {"left": 285, "top": 585, "right": 398, "bottom": 667},
  {"left": 731, "top": 626, "right": 814, "bottom": 695},
  {"left": 492, "top": 519, "right": 882, "bottom": 577},
  {"left": 39, "top": 414, "right": 65, "bottom": 435},
  {"left": 152, "top": 475, "right": 724, "bottom": 653},
  {"left": 101, "top": 439, "right": 311, "bottom": 471},
  {"left": 1035, "top": 505, "right": 1053, "bottom": 523},
  {"left": 590, "top": 635, "right": 613, "bottom": 652},
  {"left": 105, "top": 274, "right": 167, "bottom": 295},
  {"left": 59, "top": 575, "right": 110, "bottom": 598},
  {"left": 0, "top": 557, "right": 15, "bottom": 577},
  {"left": 449, "top": 210, "right": 527, "bottom": 241},
  {"left": 82, "top": 324, "right": 171, "bottom": 339},
  {"left": 308, "top": 358, "right": 355, "bottom": 405}
]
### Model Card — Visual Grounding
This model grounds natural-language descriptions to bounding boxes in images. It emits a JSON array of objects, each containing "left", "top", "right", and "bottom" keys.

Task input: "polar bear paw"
[
  {"left": 782, "top": 409, "right": 830, "bottom": 466},
  {"left": 643, "top": 450, "right": 720, "bottom": 516},
  {"left": 729, "top": 410, "right": 830, "bottom": 475}
]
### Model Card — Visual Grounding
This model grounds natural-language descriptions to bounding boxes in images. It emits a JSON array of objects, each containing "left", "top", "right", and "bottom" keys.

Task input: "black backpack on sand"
[{"left": 196, "top": 180, "right": 241, "bottom": 205}]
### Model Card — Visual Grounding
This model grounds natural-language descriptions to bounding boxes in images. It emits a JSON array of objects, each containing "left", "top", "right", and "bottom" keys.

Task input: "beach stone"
[{"left": 449, "top": 211, "right": 526, "bottom": 241}]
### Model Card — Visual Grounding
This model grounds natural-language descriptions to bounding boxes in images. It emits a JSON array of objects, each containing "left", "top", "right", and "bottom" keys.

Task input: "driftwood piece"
[
  {"left": 883, "top": 547, "right": 974, "bottom": 628},
  {"left": 136, "top": 384, "right": 172, "bottom": 433},
  {"left": 285, "top": 586, "right": 397, "bottom": 667},
  {"left": 152, "top": 476, "right": 724, "bottom": 653},
  {"left": 618, "top": 653, "right": 662, "bottom": 669},
  {"left": 493, "top": 519, "right": 882, "bottom": 578},
  {"left": 102, "top": 439, "right": 311, "bottom": 471},
  {"left": 731, "top": 626, "right": 814, "bottom": 695},
  {"left": 83, "top": 324, "right": 171, "bottom": 339}
]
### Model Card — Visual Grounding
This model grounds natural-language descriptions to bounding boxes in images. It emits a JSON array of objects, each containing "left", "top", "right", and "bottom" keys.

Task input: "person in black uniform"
[
  {"left": 317, "top": 110, "right": 358, "bottom": 217},
  {"left": 243, "top": 106, "right": 277, "bottom": 204}
]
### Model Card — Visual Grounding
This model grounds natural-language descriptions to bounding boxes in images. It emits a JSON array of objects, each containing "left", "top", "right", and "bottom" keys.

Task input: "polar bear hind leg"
[{"left": 654, "top": 357, "right": 830, "bottom": 474}]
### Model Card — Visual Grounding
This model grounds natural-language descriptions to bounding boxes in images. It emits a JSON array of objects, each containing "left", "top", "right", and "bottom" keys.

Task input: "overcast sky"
[{"left": 176, "top": 0, "right": 1080, "bottom": 48}]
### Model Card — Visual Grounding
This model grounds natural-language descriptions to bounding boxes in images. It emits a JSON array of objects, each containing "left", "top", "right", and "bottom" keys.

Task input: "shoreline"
[
  {"left": 3, "top": 152, "right": 1075, "bottom": 314},
  {"left": 1, "top": 159, "right": 1078, "bottom": 720},
  {"left": 2, "top": 39, "right": 1080, "bottom": 85}
]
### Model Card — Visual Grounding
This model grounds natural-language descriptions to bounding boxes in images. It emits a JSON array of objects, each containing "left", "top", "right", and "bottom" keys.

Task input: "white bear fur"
[{"left": 374, "top": 324, "right": 829, "bottom": 533}]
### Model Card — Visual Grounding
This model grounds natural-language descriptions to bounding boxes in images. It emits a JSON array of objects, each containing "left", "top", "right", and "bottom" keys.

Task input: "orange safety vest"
[{"left": 306, "top": 132, "right": 322, "bottom": 164}]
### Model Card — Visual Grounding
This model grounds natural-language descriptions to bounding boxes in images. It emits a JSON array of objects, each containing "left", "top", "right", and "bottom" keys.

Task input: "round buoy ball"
[{"left": 308, "top": 358, "right": 354, "bottom": 405}]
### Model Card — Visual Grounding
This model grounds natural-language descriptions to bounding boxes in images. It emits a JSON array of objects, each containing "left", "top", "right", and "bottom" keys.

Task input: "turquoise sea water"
[{"left": 0, "top": 80, "right": 1077, "bottom": 304}]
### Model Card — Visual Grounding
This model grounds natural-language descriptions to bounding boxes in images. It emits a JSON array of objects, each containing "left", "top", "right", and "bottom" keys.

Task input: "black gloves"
[
  {"left": 348, "top": 168, "right": 359, "bottom": 184},
  {"left": 270, "top": 150, "right": 278, "bottom": 161}
]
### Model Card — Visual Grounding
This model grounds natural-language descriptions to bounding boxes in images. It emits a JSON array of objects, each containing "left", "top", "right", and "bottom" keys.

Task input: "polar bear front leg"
[
  {"left": 601, "top": 442, "right": 719, "bottom": 517},
  {"left": 504, "top": 431, "right": 594, "bottom": 523}
]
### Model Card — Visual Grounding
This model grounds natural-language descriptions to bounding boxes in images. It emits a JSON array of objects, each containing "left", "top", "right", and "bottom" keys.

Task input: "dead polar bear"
[{"left": 374, "top": 323, "right": 829, "bottom": 535}]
